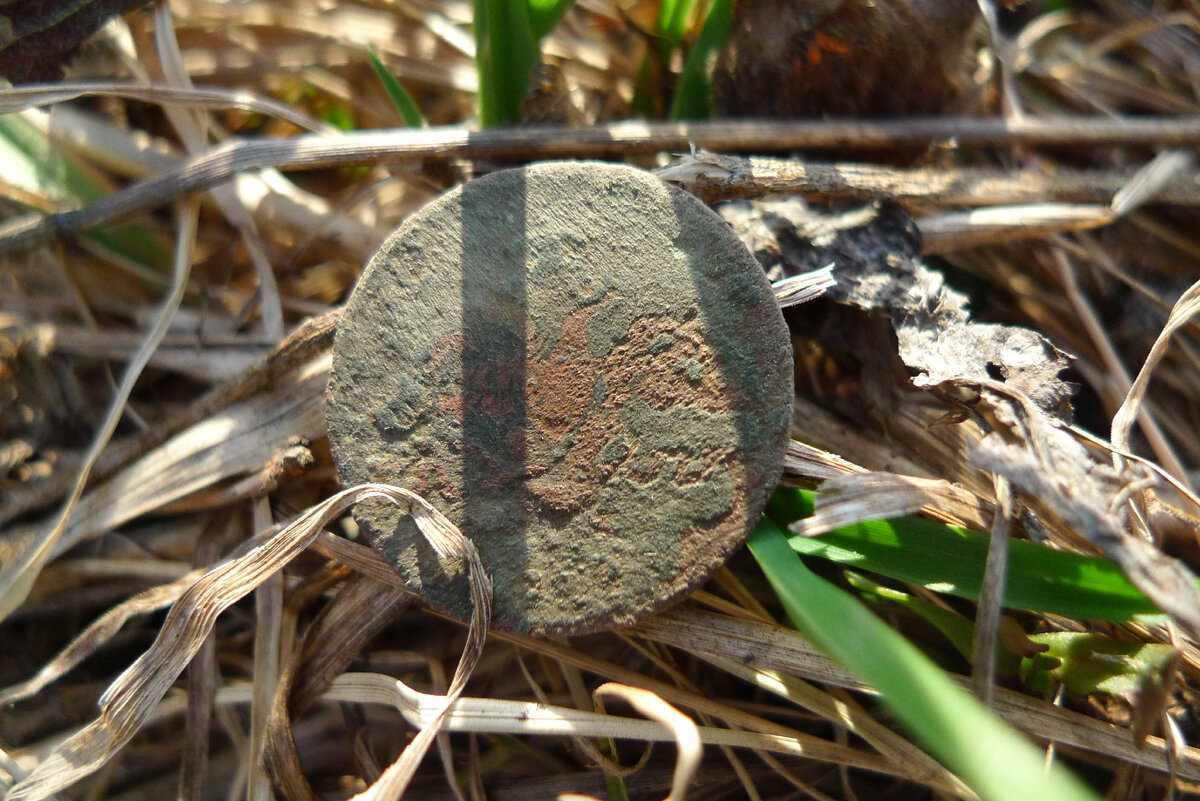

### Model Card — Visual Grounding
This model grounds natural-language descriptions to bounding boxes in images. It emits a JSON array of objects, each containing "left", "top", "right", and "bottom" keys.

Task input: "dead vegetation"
[{"left": 4, "top": 1, "right": 1200, "bottom": 799}]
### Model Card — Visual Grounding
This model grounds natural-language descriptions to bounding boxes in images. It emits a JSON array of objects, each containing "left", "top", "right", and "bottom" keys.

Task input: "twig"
[
  {"left": 658, "top": 153, "right": 1200, "bottom": 206},
  {"left": 8, "top": 116, "right": 1200, "bottom": 253},
  {"left": 0, "top": 82, "right": 335, "bottom": 133},
  {"left": 971, "top": 474, "right": 1013, "bottom": 707}
]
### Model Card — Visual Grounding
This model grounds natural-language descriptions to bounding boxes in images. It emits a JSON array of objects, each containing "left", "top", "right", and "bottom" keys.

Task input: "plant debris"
[
  {"left": 6, "top": 2, "right": 1200, "bottom": 799},
  {"left": 719, "top": 198, "right": 1076, "bottom": 417}
]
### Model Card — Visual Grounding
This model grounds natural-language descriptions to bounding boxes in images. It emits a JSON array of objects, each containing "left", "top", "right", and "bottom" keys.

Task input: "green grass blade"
[
  {"left": 473, "top": 0, "right": 539, "bottom": 127},
  {"left": 843, "top": 571, "right": 978, "bottom": 661},
  {"left": 768, "top": 488, "right": 1165, "bottom": 623},
  {"left": 631, "top": 0, "right": 696, "bottom": 117},
  {"left": 669, "top": 0, "right": 733, "bottom": 120},
  {"left": 656, "top": 0, "right": 699, "bottom": 43},
  {"left": 0, "top": 113, "right": 167, "bottom": 273},
  {"left": 527, "top": 0, "right": 574, "bottom": 41},
  {"left": 748, "top": 517, "right": 1100, "bottom": 801},
  {"left": 367, "top": 49, "right": 424, "bottom": 127}
]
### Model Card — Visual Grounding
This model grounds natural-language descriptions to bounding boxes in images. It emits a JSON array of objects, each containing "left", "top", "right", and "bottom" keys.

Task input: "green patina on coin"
[{"left": 327, "top": 162, "right": 792, "bottom": 634}]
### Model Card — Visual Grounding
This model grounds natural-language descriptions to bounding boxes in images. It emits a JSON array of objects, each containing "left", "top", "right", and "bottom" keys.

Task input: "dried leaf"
[{"left": 969, "top": 416, "right": 1200, "bottom": 641}]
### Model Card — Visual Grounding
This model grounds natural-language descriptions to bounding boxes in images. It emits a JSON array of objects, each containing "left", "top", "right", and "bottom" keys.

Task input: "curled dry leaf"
[
  {"left": 592, "top": 684, "right": 702, "bottom": 801},
  {"left": 725, "top": 199, "right": 1076, "bottom": 417}
]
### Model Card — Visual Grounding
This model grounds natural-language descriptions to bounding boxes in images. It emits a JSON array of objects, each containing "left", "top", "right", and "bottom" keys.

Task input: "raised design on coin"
[{"left": 327, "top": 161, "right": 792, "bottom": 634}]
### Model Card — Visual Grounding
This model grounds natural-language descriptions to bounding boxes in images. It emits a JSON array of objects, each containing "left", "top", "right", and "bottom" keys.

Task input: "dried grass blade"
[
  {"left": 1051, "top": 244, "right": 1190, "bottom": 485},
  {"left": 152, "top": 3, "right": 283, "bottom": 342},
  {"left": 0, "top": 198, "right": 199, "bottom": 624},
  {"left": 0, "top": 311, "right": 339, "bottom": 531},
  {"left": 0, "top": 83, "right": 335, "bottom": 133},
  {"left": 4, "top": 484, "right": 470, "bottom": 801},
  {"left": 772, "top": 265, "right": 835, "bottom": 308},
  {"left": 342, "top": 501, "right": 491, "bottom": 801},
  {"left": 323, "top": 673, "right": 902, "bottom": 779},
  {"left": 918, "top": 203, "right": 1114, "bottom": 251},
  {"left": 638, "top": 607, "right": 1200, "bottom": 781},
  {"left": 593, "top": 684, "right": 701, "bottom": 801},
  {"left": 292, "top": 577, "right": 415, "bottom": 712},
  {"left": 698, "top": 654, "right": 966, "bottom": 794},
  {"left": 783, "top": 439, "right": 865, "bottom": 481},
  {"left": 1111, "top": 277, "right": 1200, "bottom": 455},
  {"left": 0, "top": 355, "right": 329, "bottom": 563},
  {"left": 1110, "top": 150, "right": 1194, "bottom": 216},
  {"left": 248, "top": 498, "right": 283, "bottom": 801},
  {"left": 788, "top": 472, "right": 990, "bottom": 536},
  {"left": 265, "top": 576, "right": 414, "bottom": 801},
  {"left": 0, "top": 571, "right": 196, "bottom": 704},
  {"left": 970, "top": 475, "right": 1013, "bottom": 707},
  {"left": 487, "top": 631, "right": 926, "bottom": 781}
]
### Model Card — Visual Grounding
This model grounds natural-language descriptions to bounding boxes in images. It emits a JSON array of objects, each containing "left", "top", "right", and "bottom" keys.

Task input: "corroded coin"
[{"left": 327, "top": 162, "right": 792, "bottom": 634}]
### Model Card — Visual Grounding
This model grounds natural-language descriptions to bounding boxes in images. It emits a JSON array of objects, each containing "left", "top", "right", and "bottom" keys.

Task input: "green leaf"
[
  {"left": 527, "top": 0, "right": 574, "bottom": 42},
  {"left": 769, "top": 488, "right": 1167, "bottom": 623},
  {"left": 844, "top": 572, "right": 1026, "bottom": 676},
  {"left": 0, "top": 113, "right": 167, "bottom": 275},
  {"left": 367, "top": 49, "right": 424, "bottom": 128},
  {"left": 473, "top": 0, "right": 539, "bottom": 127},
  {"left": 1024, "top": 632, "right": 1180, "bottom": 702},
  {"left": 656, "top": 0, "right": 700, "bottom": 43},
  {"left": 669, "top": 0, "right": 733, "bottom": 120},
  {"left": 748, "top": 517, "right": 1100, "bottom": 801},
  {"left": 843, "top": 571, "right": 978, "bottom": 660}
]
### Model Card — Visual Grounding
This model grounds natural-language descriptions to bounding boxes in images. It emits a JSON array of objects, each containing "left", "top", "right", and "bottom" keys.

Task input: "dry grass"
[{"left": 4, "top": 1, "right": 1200, "bottom": 799}]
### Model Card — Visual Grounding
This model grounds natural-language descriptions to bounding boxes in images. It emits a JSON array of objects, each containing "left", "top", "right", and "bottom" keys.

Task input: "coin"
[{"left": 327, "top": 161, "right": 792, "bottom": 634}]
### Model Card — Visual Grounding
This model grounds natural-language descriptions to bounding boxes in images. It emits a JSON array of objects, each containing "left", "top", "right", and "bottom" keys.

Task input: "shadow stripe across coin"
[{"left": 327, "top": 161, "right": 792, "bottom": 634}]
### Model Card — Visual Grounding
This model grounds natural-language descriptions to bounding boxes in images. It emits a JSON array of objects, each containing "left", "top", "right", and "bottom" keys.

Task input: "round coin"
[{"left": 327, "top": 161, "right": 792, "bottom": 634}]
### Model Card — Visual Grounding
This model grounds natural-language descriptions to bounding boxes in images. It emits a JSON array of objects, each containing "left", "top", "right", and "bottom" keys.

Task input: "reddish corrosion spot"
[
  {"left": 527, "top": 300, "right": 606, "bottom": 445},
  {"left": 522, "top": 310, "right": 733, "bottom": 517}
]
